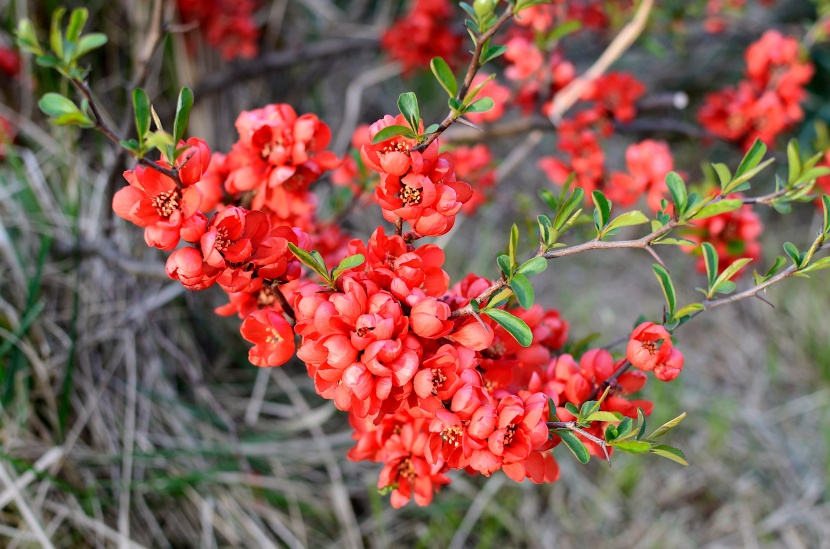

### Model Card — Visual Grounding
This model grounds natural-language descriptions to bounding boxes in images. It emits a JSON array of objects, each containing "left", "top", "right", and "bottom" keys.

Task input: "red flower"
[
  {"left": 240, "top": 310, "right": 295, "bottom": 367},
  {"left": 654, "top": 347, "right": 684, "bottom": 382},
  {"left": 176, "top": 138, "right": 212, "bottom": 187},
  {"left": 165, "top": 247, "right": 220, "bottom": 290},
  {"left": 380, "top": 0, "right": 462, "bottom": 74},
  {"left": 113, "top": 165, "right": 202, "bottom": 250},
  {"left": 606, "top": 140, "right": 674, "bottom": 212},
  {"left": 626, "top": 322, "right": 673, "bottom": 372},
  {"left": 464, "top": 75, "right": 512, "bottom": 125}
]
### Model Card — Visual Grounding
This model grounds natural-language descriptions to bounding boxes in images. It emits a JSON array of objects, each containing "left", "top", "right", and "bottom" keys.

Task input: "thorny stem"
[
  {"left": 71, "top": 78, "right": 183, "bottom": 187},
  {"left": 410, "top": 6, "right": 514, "bottom": 154}
]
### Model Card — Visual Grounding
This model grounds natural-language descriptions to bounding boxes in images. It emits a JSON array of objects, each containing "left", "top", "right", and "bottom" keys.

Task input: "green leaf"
[
  {"left": 481, "top": 44, "right": 507, "bottom": 64},
  {"left": 517, "top": 256, "right": 547, "bottom": 276},
  {"left": 74, "top": 33, "right": 107, "bottom": 59},
  {"left": 712, "top": 280, "right": 735, "bottom": 295},
  {"left": 646, "top": 413, "right": 686, "bottom": 440},
  {"left": 496, "top": 254, "right": 512, "bottom": 277},
  {"left": 370, "top": 125, "right": 415, "bottom": 144},
  {"left": 423, "top": 123, "right": 440, "bottom": 134},
  {"left": 132, "top": 89, "right": 151, "bottom": 145},
  {"left": 585, "top": 411, "right": 624, "bottom": 423},
  {"left": 484, "top": 287, "right": 513, "bottom": 310},
  {"left": 612, "top": 440, "right": 651, "bottom": 454},
  {"left": 783, "top": 242, "right": 801, "bottom": 267},
  {"left": 556, "top": 430, "right": 590, "bottom": 464},
  {"left": 652, "top": 264, "right": 676, "bottom": 317},
  {"left": 144, "top": 131, "right": 174, "bottom": 152},
  {"left": 712, "top": 258, "right": 753, "bottom": 292},
  {"left": 16, "top": 19, "right": 44, "bottom": 55},
  {"left": 650, "top": 445, "right": 688, "bottom": 466},
  {"left": 727, "top": 158, "right": 774, "bottom": 192},
  {"left": 509, "top": 273, "right": 534, "bottom": 309},
  {"left": 483, "top": 308, "right": 533, "bottom": 347},
  {"left": 66, "top": 8, "right": 88, "bottom": 42},
  {"left": 823, "top": 195, "right": 830, "bottom": 233},
  {"left": 701, "top": 242, "right": 718, "bottom": 290},
  {"left": 591, "top": 190, "right": 611, "bottom": 233},
  {"left": 508, "top": 224, "right": 519, "bottom": 268},
  {"left": 288, "top": 243, "right": 331, "bottom": 283},
  {"left": 800, "top": 256, "right": 830, "bottom": 273},
  {"left": 665, "top": 172, "right": 687, "bottom": 215},
  {"left": 430, "top": 57, "right": 457, "bottom": 97},
  {"left": 172, "top": 87, "right": 194, "bottom": 145},
  {"left": 50, "top": 7, "right": 66, "bottom": 60},
  {"left": 605, "top": 210, "right": 649, "bottom": 233},
  {"left": 52, "top": 112, "right": 93, "bottom": 126},
  {"left": 39, "top": 93, "right": 81, "bottom": 117},
  {"left": 537, "top": 214, "right": 553, "bottom": 248},
  {"left": 693, "top": 199, "right": 742, "bottom": 220},
  {"left": 786, "top": 139, "right": 801, "bottom": 184},
  {"left": 713, "top": 163, "right": 732, "bottom": 189},
  {"left": 464, "top": 97, "right": 494, "bottom": 114},
  {"left": 673, "top": 303, "right": 703, "bottom": 320},
  {"left": 332, "top": 254, "right": 365, "bottom": 280},
  {"left": 397, "top": 92, "right": 420, "bottom": 133},
  {"left": 546, "top": 19, "right": 582, "bottom": 41},
  {"left": 735, "top": 138, "right": 767, "bottom": 180}
]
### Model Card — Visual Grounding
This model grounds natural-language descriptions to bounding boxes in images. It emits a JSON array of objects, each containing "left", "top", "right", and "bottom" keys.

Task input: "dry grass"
[{"left": 2, "top": 0, "right": 830, "bottom": 547}]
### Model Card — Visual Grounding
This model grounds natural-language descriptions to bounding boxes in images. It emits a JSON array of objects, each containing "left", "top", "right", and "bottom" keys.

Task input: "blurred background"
[{"left": 2, "top": 0, "right": 830, "bottom": 547}]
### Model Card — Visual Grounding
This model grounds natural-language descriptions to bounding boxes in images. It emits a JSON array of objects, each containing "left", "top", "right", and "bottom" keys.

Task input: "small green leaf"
[
  {"left": 546, "top": 19, "right": 582, "bottom": 41},
  {"left": 483, "top": 308, "right": 533, "bottom": 347},
  {"left": 288, "top": 243, "right": 331, "bottom": 283},
  {"left": 556, "top": 430, "right": 590, "bottom": 464},
  {"left": 481, "top": 44, "right": 507, "bottom": 64},
  {"left": 332, "top": 254, "right": 365, "bottom": 280},
  {"left": 665, "top": 172, "right": 687, "bottom": 215},
  {"left": 496, "top": 254, "right": 512, "bottom": 277},
  {"left": 701, "top": 242, "right": 718, "bottom": 291},
  {"left": 16, "top": 19, "right": 44, "bottom": 55},
  {"left": 646, "top": 412, "right": 686, "bottom": 440},
  {"left": 74, "top": 33, "right": 107, "bottom": 59},
  {"left": 517, "top": 256, "right": 547, "bottom": 276},
  {"left": 783, "top": 242, "right": 801, "bottom": 267},
  {"left": 430, "top": 57, "right": 457, "bottom": 97},
  {"left": 397, "top": 92, "right": 420, "bottom": 133},
  {"left": 537, "top": 214, "right": 553, "bottom": 247},
  {"left": 484, "top": 287, "right": 513, "bottom": 310},
  {"left": 464, "top": 97, "right": 494, "bottom": 114},
  {"left": 424, "top": 123, "right": 440, "bottom": 134},
  {"left": 605, "top": 210, "right": 649, "bottom": 233},
  {"left": 822, "top": 195, "right": 830, "bottom": 233},
  {"left": 652, "top": 264, "right": 676, "bottom": 317},
  {"left": 554, "top": 186, "right": 583, "bottom": 231},
  {"left": 727, "top": 158, "right": 774, "bottom": 192},
  {"left": 132, "top": 88, "right": 151, "bottom": 144},
  {"left": 713, "top": 163, "right": 731, "bottom": 189},
  {"left": 673, "top": 303, "right": 704, "bottom": 320},
  {"left": 508, "top": 224, "right": 519, "bottom": 268},
  {"left": 713, "top": 280, "right": 736, "bottom": 295},
  {"left": 612, "top": 440, "right": 651, "bottom": 454},
  {"left": 509, "top": 273, "right": 534, "bottom": 309},
  {"left": 172, "top": 87, "right": 194, "bottom": 145},
  {"left": 50, "top": 7, "right": 66, "bottom": 60},
  {"left": 693, "top": 199, "right": 742, "bottom": 220},
  {"left": 591, "top": 190, "right": 611, "bottom": 233},
  {"left": 786, "top": 139, "right": 801, "bottom": 184},
  {"left": 585, "top": 411, "right": 624, "bottom": 423},
  {"left": 735, "top": 138, "right": 767, "bottom": 179},
  {"left": 52, "top": 112, "right": 93, "bottom": 126},
  {"left": 66, "top": 8, "right": 88, "bottom": 42},
  {"left": 712, "top": 258, "right": 753, "bottom": 292},
  {"left": 144, "top": 131, "right": 174, "bottom": 152},
  {"left": 800, "top": 256, "right": 830, "bottom": 273},
  {"left": 650, "top": 444, "right": 688, "bottom": 466},
  {"left": 39, "top": 93, "right": 81, "bottom": 117},
  {"left": 370, "top": 125, "right": 416, "bottom": 144}
]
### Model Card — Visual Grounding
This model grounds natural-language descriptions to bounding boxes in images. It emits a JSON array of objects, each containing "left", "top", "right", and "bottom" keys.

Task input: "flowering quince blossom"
[
  {"left": 607, "top": 140, "right": 674, "bottom": 212},
  {"left": 698, "top": 30, "right": 814, "bottom": 149},
  {"left": 380, "top": 0, "right": 462, "bottom": 74},
  {"left": 177, "top": 0, "right": 260, "bottom": 60},
  {"left": 240, "top": 309, "right": 296, "bottom": 367},
  {"left": 464, "top": 75, "right": 512, "bottom": 125},
  {"left": 112, "top": 165, "right": 202, "bottom": 251},
  {"left": 626, "top": 322, "right": 675, "bottom": 373}
]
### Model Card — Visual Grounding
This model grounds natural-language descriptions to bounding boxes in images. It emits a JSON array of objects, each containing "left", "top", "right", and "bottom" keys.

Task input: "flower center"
[
  {"left": 431, "top": 368, "right": 447, "bottom": 395},
  {"left": 214, "top": 227, "right": 231, "bottom": 252},
  {"left": 643, "top": 341, "right": 657, "bottom": 355},
  {"left": 257, "top": 287, "right": 276, "bottom": 306},
  {"left": 151, "top": 190, "right": 180, "bottom": 218},
  {"left": 503, "top": 423, "right": 517, "bottom": 446},
  {"left": 397, "top": 457, "right": 417, "bottom": 481},
  {"left": 382, "top": 141, "right": 410, "bottom": 154},
  {"left": 355, "top": 326, "right": 372, "bottom": 337},
  {"left": 265, "top": 327, "right": 283, "bottom": 345},
  {"left": 441, "top": 426, "right": 462, "bottom": 447},
  {"left": 399, "top": 185, "right": 422, "bottom": 206}
]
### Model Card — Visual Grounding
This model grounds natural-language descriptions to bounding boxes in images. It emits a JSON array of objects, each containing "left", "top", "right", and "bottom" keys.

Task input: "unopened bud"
[{"left": 473, "top": 0, "right": 498, "bottom": 21}]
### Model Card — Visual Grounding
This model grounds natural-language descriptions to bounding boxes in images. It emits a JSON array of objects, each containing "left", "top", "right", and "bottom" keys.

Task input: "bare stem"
[{"left": 271, "top": 283, "right": 297, "bottom": 324}]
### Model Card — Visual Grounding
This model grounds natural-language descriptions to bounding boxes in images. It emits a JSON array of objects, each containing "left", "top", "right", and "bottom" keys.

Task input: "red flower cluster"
[
  {"left": 0, "top": 46, "right": 21, "bottom": 78},
  {"left": 538, "top": 72, "right": 647, "bottom": 199},
  {"left": 626, "top": 322, "right": 685, "bottom": 382},
  {"left": 681, "top": 200, "right": 763, "bottom": 277},
  {"left": 381, "top": 0, "right": 463, "bottom": 74},
  {"left": 177, "top": 0, "right": 260, "bottom": 60},
  {"left": 607, "top": 140, "right": 674, "bottom": 212},
  {"left": 362, "top": 115, "right": 472, "bottom": 237},
  {"left": 698, "top": 31, "right": 814, "bottom": 150}
]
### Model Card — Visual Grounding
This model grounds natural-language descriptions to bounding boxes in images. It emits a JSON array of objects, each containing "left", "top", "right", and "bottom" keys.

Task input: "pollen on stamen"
[
  {"left": 151, "top": 190, "right": 180, "bottom": 218},
  {"left": 265, "top": 327, "right": 283, "bottom": 345}
]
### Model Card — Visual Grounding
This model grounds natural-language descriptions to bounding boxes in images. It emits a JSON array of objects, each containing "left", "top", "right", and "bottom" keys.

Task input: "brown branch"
[
  {"left": 271, "top": 283, "right": 296, "bottom": 324},
  {"left": 411, "top": 6, "right": 515, "bottom": 153},
  {"left": 72, "top": 79, "right": 183, "bottom": 186}
]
